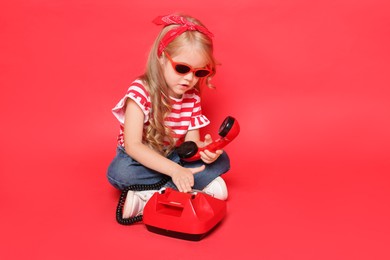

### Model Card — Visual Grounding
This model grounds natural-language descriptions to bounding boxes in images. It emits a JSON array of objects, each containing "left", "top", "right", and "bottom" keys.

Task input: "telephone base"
[
  {"left": 145, "top": 224, "right": 221, "bottom": 241},
  {"left": 143, "top": 188, "right": 227, "bottom": 241}
]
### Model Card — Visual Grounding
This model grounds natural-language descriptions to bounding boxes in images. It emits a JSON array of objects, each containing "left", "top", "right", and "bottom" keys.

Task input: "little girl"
[{"left": 107, "top": 14, "right": 231, "bottom": 218}]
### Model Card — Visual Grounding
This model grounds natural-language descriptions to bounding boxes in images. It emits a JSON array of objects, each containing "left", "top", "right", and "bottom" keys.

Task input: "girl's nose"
[{"left": 183, "top": 71, "right": 195, "bottom": 81}]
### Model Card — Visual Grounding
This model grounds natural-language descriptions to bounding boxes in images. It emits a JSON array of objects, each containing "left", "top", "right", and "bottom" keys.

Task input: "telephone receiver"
[{"left": 176, "top": 116, "right": 240, "bottom": 162}]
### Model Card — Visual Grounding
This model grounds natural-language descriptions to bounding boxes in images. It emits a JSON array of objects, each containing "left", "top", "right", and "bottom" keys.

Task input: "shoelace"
[{"left": 135, "top": 191, "right": 156, "bottom": 201}]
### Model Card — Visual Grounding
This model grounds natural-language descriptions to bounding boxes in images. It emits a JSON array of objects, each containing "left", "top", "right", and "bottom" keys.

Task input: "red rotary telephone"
[
  {"left": 143, "top": 188, "right": 227, "bottom": 241},
  {"left": 176, "top": 116, "right": 240, "bottom": 162}
]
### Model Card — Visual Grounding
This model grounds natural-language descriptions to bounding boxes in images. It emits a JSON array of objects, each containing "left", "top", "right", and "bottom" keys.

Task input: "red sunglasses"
[{"left": 164, "top": 52, "right": 212, "bottom": 78}]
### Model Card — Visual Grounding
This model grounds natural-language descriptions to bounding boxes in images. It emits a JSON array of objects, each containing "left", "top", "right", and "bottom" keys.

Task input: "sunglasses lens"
[
  {"left": 195, "top": 70, "right": 211, "bottom": 78},
  {"left": 175, "top": 64, "right": 191, "bottom": 74}
]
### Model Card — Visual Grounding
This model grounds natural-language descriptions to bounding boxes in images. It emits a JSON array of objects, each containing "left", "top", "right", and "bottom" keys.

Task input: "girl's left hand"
[{"left": 199, "top": 134, "right": 223, "bottom": 164}]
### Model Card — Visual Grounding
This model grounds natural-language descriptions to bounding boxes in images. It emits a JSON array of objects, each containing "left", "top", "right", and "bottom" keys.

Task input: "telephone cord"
[{"left": 115, "top": 176, "right": 170, "bottom": 225}]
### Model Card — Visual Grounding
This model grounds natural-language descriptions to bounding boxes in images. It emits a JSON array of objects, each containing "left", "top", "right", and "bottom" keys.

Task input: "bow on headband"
[{"left": 153, "top": 14, "right": 214, "bottom": 56}]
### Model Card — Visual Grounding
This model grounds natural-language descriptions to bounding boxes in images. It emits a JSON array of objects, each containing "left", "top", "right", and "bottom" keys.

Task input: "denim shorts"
[{"left": 107, "top": 145, "right": 230, "bottom": 190}]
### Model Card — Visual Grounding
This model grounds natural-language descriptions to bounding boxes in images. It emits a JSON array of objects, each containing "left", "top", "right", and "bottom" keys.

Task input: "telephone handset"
[{"left": 176, "top": 116, "right": 240, "bottom": 162}]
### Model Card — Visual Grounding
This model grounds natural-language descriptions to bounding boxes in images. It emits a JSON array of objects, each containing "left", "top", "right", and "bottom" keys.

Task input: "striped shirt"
[{"left": 112, "top": 79, "right": 210, "bottom": 147}]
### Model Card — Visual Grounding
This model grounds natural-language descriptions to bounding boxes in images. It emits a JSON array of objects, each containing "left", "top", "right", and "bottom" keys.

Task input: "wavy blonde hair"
[{"left": 139, "top": 14, "right": 217, "bottom": 156}]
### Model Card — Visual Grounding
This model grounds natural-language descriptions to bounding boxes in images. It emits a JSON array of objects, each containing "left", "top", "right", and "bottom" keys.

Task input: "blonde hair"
[{"left": 140, "top": 14, "right": 217, "bottom": 156}]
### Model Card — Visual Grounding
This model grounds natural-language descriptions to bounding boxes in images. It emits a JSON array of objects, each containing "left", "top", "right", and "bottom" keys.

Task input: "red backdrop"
[{"left": 1, "top": 0, "right": 390, "bottom": 259}]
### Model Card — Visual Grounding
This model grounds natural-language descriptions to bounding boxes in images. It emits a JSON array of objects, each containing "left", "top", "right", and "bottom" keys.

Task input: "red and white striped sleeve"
[
  {"left": 188, "top": 91, "right": 210, "bottom": 130},
  {"left": 112, "top": 80, "right": 151, "bottom": 125}
]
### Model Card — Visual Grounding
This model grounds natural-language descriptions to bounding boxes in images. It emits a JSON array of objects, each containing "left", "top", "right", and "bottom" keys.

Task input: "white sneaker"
[
  {"left": 202, "top": 177, "right": 228, "bottom": 200},
  {"left": 122, "top": 190, "right": 158, "bottom": 218}
]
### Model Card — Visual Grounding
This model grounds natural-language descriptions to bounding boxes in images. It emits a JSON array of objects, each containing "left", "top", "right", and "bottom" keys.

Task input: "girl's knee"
[{"left": 106, "top": 175, "right": 125, "bottom": 190}]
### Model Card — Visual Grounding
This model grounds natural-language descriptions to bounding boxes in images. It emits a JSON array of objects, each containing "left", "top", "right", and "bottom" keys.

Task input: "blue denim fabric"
[{"left": 107, "top": 145, "right": 230, "bottom": 190}]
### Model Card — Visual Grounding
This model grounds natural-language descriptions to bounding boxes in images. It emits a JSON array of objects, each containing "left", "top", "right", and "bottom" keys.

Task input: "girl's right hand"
[{"left": 171, "top": 165, "right": 205, "bottom": 193}]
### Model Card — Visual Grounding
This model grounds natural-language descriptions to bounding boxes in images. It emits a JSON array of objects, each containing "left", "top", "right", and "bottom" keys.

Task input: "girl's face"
[{"left": 161, "top": 47, "right": 208, "bottom": 98}]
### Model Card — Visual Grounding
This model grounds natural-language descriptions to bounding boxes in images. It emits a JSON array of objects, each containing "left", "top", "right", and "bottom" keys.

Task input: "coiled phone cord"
[{"left": 116, "top": 176, "right": 170, "bottom": 225}]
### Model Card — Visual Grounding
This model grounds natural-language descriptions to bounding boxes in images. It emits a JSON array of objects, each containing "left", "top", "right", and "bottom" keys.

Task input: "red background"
[{"left": 1, "top": 0, "right": 390, "bottom": 259}]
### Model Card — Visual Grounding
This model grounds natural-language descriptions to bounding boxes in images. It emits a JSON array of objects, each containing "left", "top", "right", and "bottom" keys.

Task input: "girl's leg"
[
  {"left": 170, "top": 151, "right": 231, "bottom": 190},
  {"left": 107, "top": 146, "right": 230, "bottom": 191},
  {"left": 106, "top": 146, "right": 169, "bottom": 190}
]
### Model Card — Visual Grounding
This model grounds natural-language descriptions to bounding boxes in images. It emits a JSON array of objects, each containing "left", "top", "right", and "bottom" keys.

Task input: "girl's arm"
[
  {"left": 185, "top": 128, "right": 200, "bottom": 143},
  {"left": 123, "top": 99, "right": 204, "bottom": 192}
]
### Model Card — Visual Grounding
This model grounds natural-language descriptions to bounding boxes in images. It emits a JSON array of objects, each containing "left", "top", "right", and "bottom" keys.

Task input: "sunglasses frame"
[{"left": 164, "top": 51, "right": 212, "bottom": 78}]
